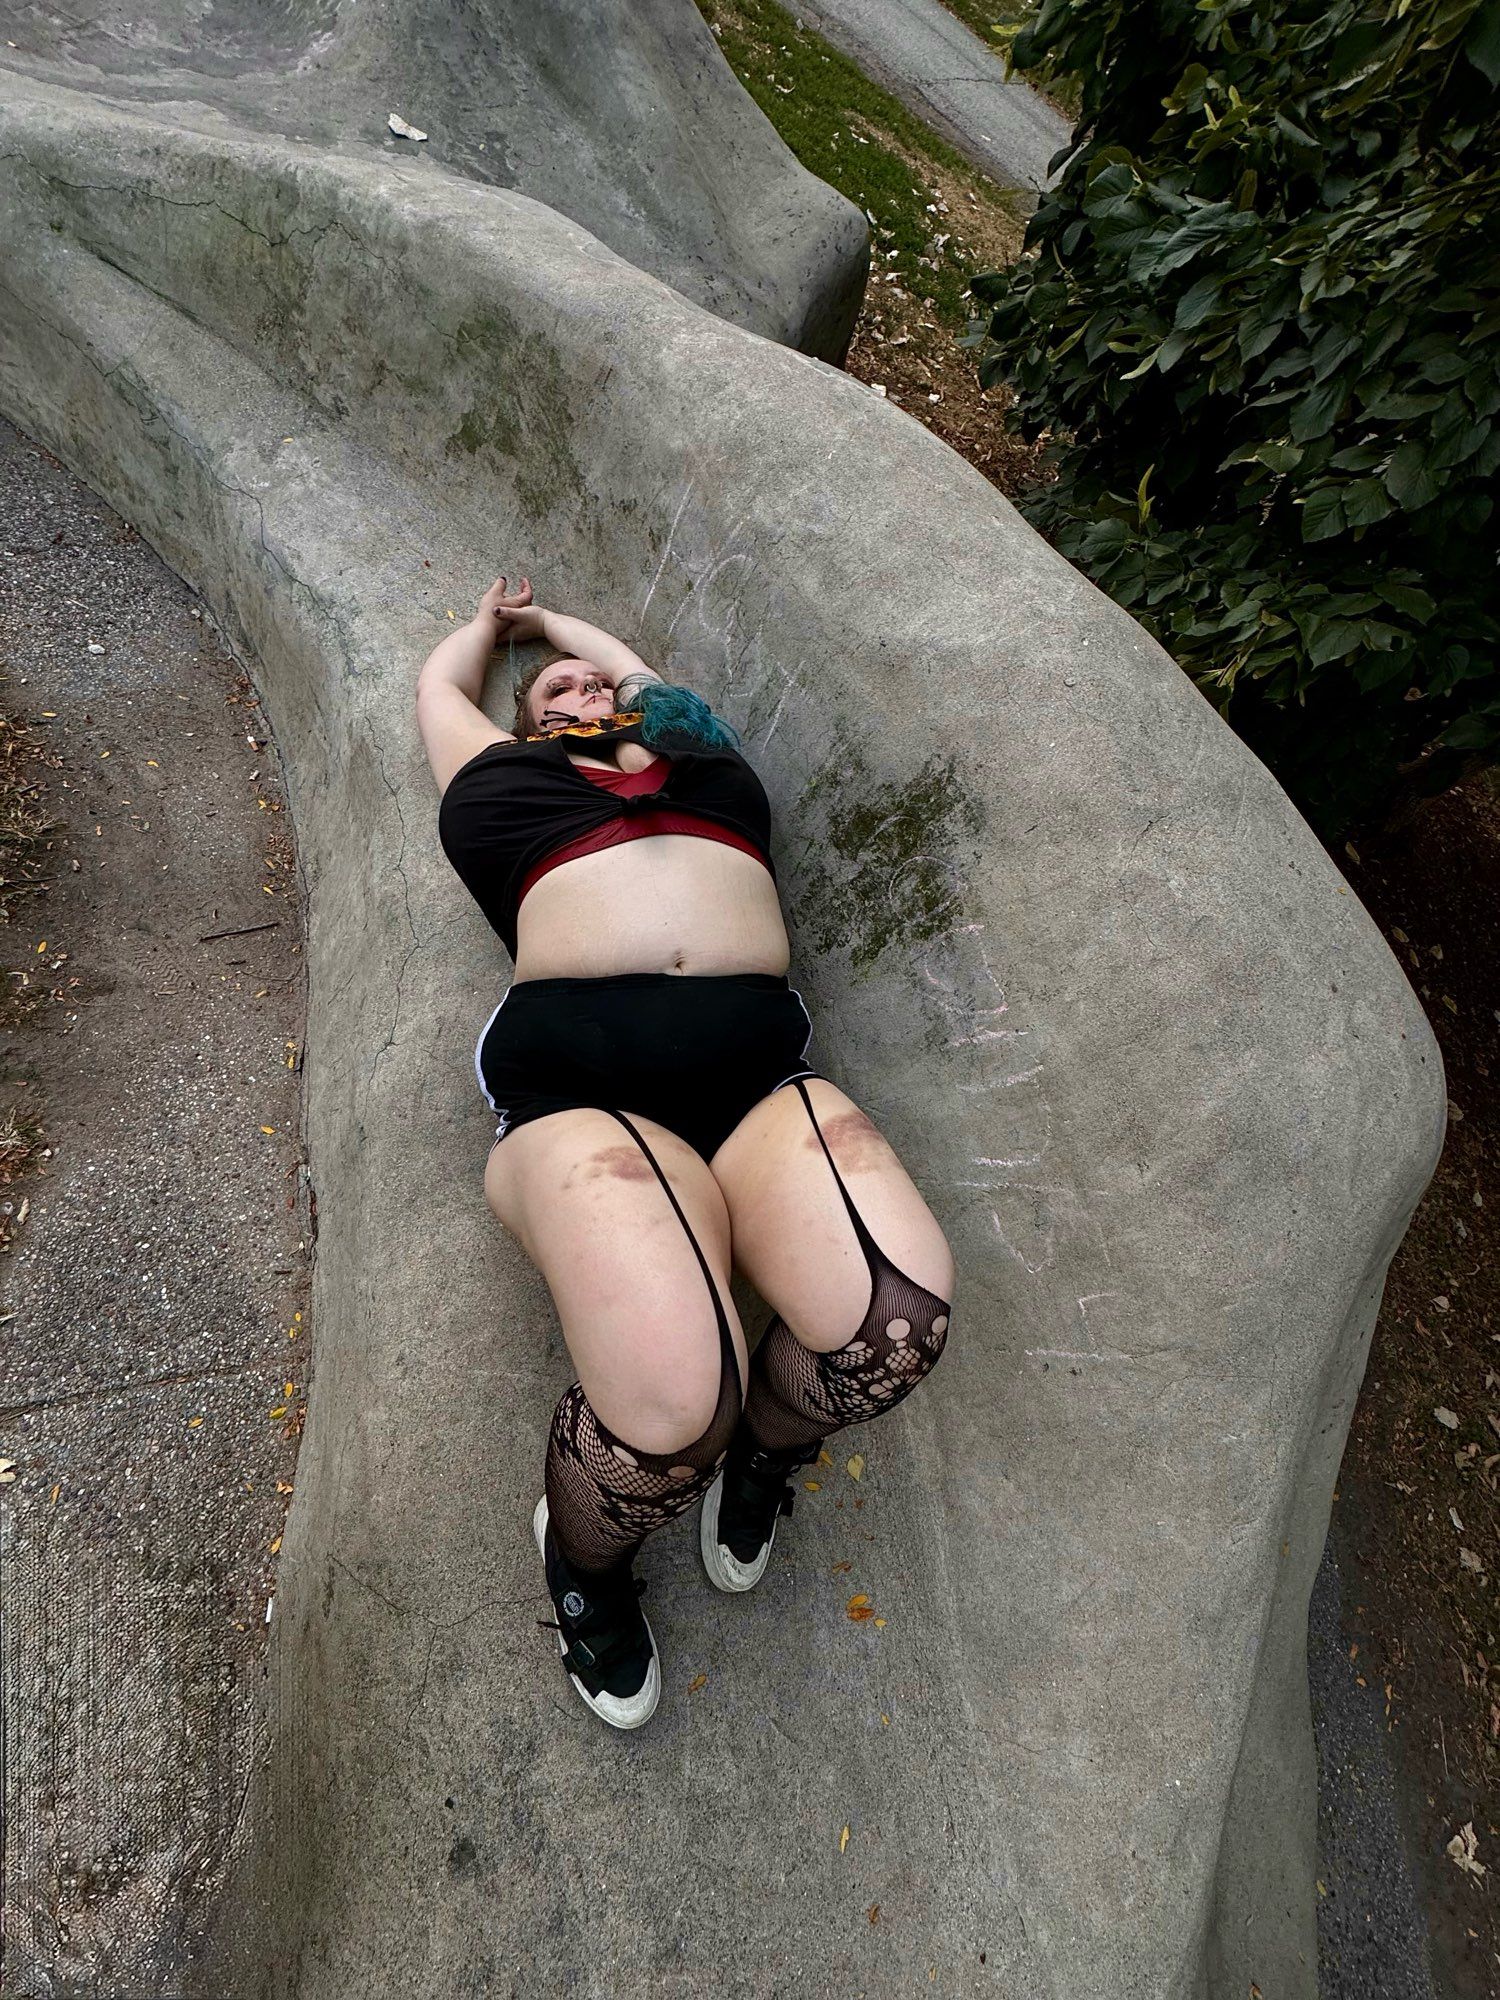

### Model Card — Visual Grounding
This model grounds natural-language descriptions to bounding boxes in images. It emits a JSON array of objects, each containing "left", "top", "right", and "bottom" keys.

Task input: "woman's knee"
[{"left": 580, "top": 1326, "right": 744, "bottom": 1458}]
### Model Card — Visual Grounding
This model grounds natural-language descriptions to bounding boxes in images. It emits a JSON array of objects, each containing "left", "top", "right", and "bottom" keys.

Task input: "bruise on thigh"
[
  {"left": 560, "top": 1139, "right": 659, "bottom": 1190},
  {"left": 804, "top": 1103, "right": 894, "bottom": 1179}
]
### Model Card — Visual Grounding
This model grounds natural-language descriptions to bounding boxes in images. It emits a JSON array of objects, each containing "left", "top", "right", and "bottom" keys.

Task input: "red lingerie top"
[{"left": 517, "top": 752, "right": 769, "bottom": 904}]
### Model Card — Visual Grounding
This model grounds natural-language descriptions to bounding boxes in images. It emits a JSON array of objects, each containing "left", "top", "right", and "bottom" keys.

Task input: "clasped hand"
[{"left": 476, "top": 574, "right": 545, "bottom": 647}]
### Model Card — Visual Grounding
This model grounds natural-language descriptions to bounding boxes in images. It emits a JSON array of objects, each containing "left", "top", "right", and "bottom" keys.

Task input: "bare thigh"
[
  {"left": 484, "top": 1107, "right": 748, "bottom": 1452},
  {"left": 708, "top": 1078, "right": 955, "bottom": 1353}
]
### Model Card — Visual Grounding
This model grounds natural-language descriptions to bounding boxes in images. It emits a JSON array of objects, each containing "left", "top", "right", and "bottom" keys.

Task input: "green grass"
[{"left": 695, "top": 0, "right": 1023, "bottom": 333}]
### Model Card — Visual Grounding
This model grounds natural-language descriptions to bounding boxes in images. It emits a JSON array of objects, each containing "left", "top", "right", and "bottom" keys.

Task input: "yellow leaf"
[
  {"left": 847, "top": 1594, "right": 871, "bottom": 1610},
  {"left": 847, "top": 1453, "right": 865, "bottom": 1482},
  {"left": 880, "top": 1714, "right": 890, "bottom": 1726},
  {"left": 839, "top": 1824, "right": 850, "bottom": 1853},
  {"left": 294, "top": 1312, "right": 303, "bottom": 1322},
  {"left": 284, "top": 1381, "right": 294, "bottom": 1396},
  {"left": 269, "top": 1536, "right": 282, "bottom": 1554},
  {"left": 49, "top": 1483, "right": 60, "bottom": 1505},
  {"left": 804, "top": 1479, "right": 822, "bottom": 1491},
  {"left": 688, "top": 1672, "right": 707, "bottom": 1692},
  {"left": 146, "top": 759, "right": 159, "bottom": 767},
  {"left": 260, "top": 1126, "right": 277, "bottom": 1135},
  {"left": 874, "top": 1617, "right": 887, "bottom": 1628},
  {"left": 276, "top": 1480, "right": 294, "bottom": 1493},
  {"left": 188, "top": 1416, "right": 204, "bottom": 1428},
  {"left": 270, "top": 1405, "right": 287, "bottom": 1418},
  {"left": 818, "top": 1449, "right": 833, "bottom": 1466}
]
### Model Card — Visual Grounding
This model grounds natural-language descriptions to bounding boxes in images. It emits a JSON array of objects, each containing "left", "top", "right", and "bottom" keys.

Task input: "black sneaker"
[
  {"left": 532, "top": 1496, "right": 661, "bottom": 1729},
  {"left": 699, "top": 1429, "right": 818, "bottom": 1593}
]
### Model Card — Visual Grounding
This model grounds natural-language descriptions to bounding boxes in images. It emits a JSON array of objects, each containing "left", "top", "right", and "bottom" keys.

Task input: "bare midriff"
[{"left": 510, "top": 744, "right": 792, "bottom": 983}]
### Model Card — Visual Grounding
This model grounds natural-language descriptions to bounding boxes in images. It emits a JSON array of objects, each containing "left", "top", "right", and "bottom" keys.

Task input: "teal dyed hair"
[
  {"left": 506, "top": 635, "right": 740, "bottom": 751},
  {"left": 631, "top": 680, "right": 741, "bottom": 755}
]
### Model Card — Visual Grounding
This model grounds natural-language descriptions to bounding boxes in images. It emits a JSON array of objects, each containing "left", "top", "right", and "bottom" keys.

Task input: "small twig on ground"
[{"left": 198, "top": 921, "right": 280, "bottom": 942}]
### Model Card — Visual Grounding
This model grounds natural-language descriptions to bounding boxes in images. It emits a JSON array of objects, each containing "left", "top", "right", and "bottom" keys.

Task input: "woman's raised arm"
[{"left": 540, "top": 611, "right": 664, "bottom": 702}]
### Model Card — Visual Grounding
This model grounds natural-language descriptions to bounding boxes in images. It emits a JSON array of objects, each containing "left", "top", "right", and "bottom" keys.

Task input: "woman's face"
[{"left": 530, "top": 659, "right": 612, "bottom": 734}]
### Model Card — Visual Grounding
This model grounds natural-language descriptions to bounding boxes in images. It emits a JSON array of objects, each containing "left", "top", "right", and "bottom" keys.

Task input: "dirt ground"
[
  {"left": 0, "top": 416, "right": 311, "bottom": 1993},
  {"left": 1322, "top": 777, "right": 1500, "bottom": 1997}
]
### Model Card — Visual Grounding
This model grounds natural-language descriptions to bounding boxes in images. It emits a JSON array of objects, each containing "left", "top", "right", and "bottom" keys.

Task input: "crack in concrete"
[
  {"left": 369, "top": 733, "right": 422, "bottom": 1080},
  {"left": 0, "top": 1356, "right": 289, "bottom": 1422},
  {"left": 2, "top": 149, "right": 462, "bottom": 352},
  {"left": 404, "top": 1590, "right": 530, "bottom": 1726}
]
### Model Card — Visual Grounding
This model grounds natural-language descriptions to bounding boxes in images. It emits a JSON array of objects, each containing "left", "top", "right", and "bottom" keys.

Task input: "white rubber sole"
[
  {"left": 532, "top": 1496, "right": 660, "bottom": 1730},
  {"left": 698, "top": 1469, "right": 777, "bottom": 1592}
]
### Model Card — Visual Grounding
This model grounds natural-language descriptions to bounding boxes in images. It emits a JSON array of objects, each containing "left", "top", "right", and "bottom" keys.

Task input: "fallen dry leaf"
[
  {"left": 1435, "top": 1407, "right": 1460, "bottom": 1429},
  {"left": 688, "top": 1673, "right": 707, "bottom": 1693},
  {"left": 847, "top": 1453, "right": 865, "bottom": 1482},
  {"left": 840, "top": 1824, "right": 850, "bottom": 1853},
  {"left": 868, "top": 1904, "right": 880, "bottom": 1925},
  {"left": 1447, "top": 1822, "right": 1485, "bottom": 1880},
  {"left": 831, "top": 1560, "right": 854, "bottom": 1574},
  {"left": 804, "top": 1480, "right": 822, "bottom": 1491}
]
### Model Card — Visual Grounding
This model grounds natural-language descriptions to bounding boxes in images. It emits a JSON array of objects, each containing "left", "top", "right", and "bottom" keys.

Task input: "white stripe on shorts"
[{"left": 473, "top": 987, "right": 511, "bottom": 1113}]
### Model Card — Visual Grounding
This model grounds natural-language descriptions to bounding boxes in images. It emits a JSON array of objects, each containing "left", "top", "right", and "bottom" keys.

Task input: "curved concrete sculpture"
[
  {"left": 1, "top": 0, "right": 868, "bottom": 364},
  {"left": 0, "top": 47, "right": 1443, "bottom": 2000}
]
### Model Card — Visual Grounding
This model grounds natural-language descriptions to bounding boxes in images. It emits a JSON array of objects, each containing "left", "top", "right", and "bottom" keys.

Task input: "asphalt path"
[{"left": 793, "top": 0, "right": 1072, "bottom": 197}]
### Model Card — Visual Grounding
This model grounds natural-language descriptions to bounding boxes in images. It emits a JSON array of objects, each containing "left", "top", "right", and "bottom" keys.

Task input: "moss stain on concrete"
[
  {"left": 792, "top": 748, "right": 984, "bottom": 972},
  {"left": 444, "top": 316, "right": 587, "bottom": 525}
]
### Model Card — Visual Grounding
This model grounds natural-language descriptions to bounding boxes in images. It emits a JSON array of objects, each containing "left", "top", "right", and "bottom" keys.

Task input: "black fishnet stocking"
[
  {"left": 741, "top": 1079, "right": 951, "bottom": 1456},
  {"left": 545, "top": 1359, "right": 740, "bottom": 1577}
]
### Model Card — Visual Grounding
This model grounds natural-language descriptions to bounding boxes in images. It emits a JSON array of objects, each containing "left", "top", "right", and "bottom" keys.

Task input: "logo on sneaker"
[{"left": 562, "top": 1590, "right": 586, "bottom": 1619}]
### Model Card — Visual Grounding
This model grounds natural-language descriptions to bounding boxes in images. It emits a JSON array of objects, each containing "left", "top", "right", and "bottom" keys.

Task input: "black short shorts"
[{"left": 475, "top": 971, "right": 822, "bottom": 1166}]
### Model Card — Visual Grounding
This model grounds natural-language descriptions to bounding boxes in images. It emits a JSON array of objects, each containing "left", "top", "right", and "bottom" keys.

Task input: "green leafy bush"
[{"left": 966, "top": 0, "right": 1500, "bottom": 837}]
